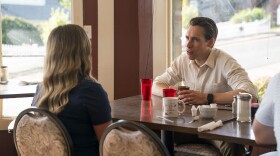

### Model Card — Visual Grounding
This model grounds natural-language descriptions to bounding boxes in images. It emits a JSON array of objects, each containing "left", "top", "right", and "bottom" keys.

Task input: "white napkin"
[
  {"left": 191, "top": 105, "right": 198, "bottom": 116},
  {"left": 197, "top": 120, "right": 223, "bottom": 132}
]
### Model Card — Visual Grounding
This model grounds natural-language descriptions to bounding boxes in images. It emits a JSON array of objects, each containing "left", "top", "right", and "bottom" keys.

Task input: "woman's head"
[
  {"left": 37, "top": 24, "right": 94, "bottom": 114},
  {"left": 45, "top": 24, "right": 92, "bottom": 80}
]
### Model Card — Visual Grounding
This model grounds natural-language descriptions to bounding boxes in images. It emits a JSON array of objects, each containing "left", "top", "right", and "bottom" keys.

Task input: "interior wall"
[
  {"left": 114, "top": 0, "right": 140, "bottom": 99},
  {"left": 138, "top": 0, "right": 153, "bottom": 79},
  {"left": 96, "top": 0, "right": 114, "bottom": 100},
  {"left": 83, "top": 0, "right": 153, "bottom": 99},
  {"left": 83, "top": 0, "right": 98, "bottom": 79}
]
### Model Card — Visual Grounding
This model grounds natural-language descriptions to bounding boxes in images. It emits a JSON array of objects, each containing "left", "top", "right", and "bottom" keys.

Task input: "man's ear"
[{"left": 207, "top": 38, "right": 216, "bottom": 48}]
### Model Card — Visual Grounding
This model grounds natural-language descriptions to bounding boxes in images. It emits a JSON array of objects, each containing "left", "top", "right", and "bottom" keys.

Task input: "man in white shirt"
[
  {"left": 253, "top": 73, "right": 280, "bottom": 156},
  {"left": 152, "top": 17, "right": 258, "bottom": 156}
]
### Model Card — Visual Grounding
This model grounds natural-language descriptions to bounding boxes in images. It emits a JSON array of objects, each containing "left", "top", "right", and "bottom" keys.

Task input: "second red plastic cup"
[{"left": 163, "top": 88, "right": 177, "bottom": 97}]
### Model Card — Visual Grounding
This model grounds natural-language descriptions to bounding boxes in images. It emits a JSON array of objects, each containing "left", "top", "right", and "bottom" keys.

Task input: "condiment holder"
[{"left": 199, "top": 104, "right": 218, "bottom": 119}]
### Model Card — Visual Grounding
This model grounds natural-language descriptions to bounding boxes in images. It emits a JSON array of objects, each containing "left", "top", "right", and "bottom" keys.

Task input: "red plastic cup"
[
  {"left": 140, "top": 79, "right": 152, "bottom": 100},
  {"left": 163, "top": 88, "right": 177, "bottom": 97}
]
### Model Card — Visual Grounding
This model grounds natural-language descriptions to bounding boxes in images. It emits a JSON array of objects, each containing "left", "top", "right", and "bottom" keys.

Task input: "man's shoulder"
[{"left": 213, "top": 48, "right": 235, "bottom": 62}]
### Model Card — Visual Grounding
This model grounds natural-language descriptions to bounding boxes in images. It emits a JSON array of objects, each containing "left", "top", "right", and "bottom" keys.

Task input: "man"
[
  {"left": 253, "top": 73, "right": 280, "bottom": 156},
  {"left": 152, "top": 17, "right": 258, "bottom": 156}
]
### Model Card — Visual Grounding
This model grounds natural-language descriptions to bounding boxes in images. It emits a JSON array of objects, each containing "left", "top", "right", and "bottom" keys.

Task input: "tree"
[
  {"left": 59, "top": 0, "right": 71, "bottom": 9},
  {"left": 2, "top": 16, "right": 43, "bottom": 45},
  {"left": 39, "top": 1, "right": 71, "bottom": 43}
]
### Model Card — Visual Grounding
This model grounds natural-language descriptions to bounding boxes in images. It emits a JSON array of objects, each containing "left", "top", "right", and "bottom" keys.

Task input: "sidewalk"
[{"left": 247, "top": 62, "right": 280, "bottom": 82}]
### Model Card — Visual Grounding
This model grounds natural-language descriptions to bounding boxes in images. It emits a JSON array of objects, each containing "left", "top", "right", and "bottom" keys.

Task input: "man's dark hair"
[{"left": 189, "top": 17, "right": 218, "bottom": 40}]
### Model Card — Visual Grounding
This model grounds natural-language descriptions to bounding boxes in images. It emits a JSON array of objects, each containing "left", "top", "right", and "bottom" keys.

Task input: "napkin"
[
  {"left": 197, "top": 120, "right": 223, "bottom": 132},
  {"left": 191, "top": 105, "right": 198, "bottom": 116}
]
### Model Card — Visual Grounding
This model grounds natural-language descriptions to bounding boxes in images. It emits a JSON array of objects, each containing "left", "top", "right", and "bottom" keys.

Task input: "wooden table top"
[
  {"left": 0, "top": 84, "right": 37, "bottom": 99},
  {"left": 110, "top": 95, "right": 257, "bottom": 146}
]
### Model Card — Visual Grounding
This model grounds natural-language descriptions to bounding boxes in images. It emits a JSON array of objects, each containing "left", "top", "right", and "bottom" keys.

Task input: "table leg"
[{"left": 161, "top": 130, "right": 174, "bottom": 156}]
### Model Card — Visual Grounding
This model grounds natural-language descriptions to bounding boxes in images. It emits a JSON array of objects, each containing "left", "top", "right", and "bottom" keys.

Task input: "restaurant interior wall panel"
[
  {"left": 138, "top": 0, "right": 153, "bottom": 79},
  {"left": 83, "top": 0, "right": 98, "bottom": 79},
  {"left": 0, "top": 130, "right": 17, "bottom": 156},
  {"left": 114, "top": 0, "right": 140, "bottom": 99}
]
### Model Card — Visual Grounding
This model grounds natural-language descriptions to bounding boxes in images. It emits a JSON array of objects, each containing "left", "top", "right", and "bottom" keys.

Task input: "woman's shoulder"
[{"left": 77, "top": 79, "right": 102, "bottom": 89}]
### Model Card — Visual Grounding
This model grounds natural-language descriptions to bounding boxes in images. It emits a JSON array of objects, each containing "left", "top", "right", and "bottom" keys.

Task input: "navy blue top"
[{"left": 32, "top": 80, "right": 112, "bottom": 156}]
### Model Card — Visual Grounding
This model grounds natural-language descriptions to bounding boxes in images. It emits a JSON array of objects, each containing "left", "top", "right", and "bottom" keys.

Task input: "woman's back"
[
  {"left": 32, "top": 24, "right": 112, "bottom": 156},
  {"left": 57, "top": 80, "right": 111, "bottom": 155}
]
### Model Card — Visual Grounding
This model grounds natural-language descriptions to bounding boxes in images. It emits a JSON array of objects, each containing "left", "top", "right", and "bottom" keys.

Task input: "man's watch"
[{"left": 207, "top": 94, "right": 214, "bottom": 104}]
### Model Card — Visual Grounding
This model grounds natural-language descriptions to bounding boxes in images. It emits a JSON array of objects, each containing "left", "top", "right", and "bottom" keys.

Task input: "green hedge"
[
  {"left": 230, "top": 7, "right": 268, "bottom": 24},
  {"left": 254, "top": 76, "right": 271, "bottom": 102},
  {"left": 2, "top": 16, "right": 43, "bottom": 45}
]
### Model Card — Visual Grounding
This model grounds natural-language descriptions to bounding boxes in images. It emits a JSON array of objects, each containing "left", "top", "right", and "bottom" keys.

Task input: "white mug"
[{"left": 162, "top": 97, "right": 185, "bottom": 117}]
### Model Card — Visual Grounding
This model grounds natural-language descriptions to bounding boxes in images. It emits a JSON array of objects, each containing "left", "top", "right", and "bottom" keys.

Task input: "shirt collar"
[
  {"left": 189, "top": 48, "right": 216, "bottom": 68},
  {"left": 204, "top": 48, "right": 215, "bottom": 68}
]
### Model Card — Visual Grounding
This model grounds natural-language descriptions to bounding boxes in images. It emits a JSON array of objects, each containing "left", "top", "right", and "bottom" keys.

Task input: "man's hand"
[{"left": 178, "top": 90, "right": 208, "bottom": 105}]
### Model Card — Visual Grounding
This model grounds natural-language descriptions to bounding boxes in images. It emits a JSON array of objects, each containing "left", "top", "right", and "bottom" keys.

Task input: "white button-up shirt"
[{"left": 154, "top": 48, "right": 258, "bottom": 98}]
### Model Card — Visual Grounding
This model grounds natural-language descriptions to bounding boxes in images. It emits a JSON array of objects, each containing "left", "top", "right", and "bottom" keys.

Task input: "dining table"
[
  {"left": 110, "top": 95, "right": 258, "bottom": 156},
  {"left": 0, "top": 84, "right": 37, "bottom": 99}
]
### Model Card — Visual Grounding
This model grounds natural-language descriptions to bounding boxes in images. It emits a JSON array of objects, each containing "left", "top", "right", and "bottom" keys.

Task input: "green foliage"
[
  {"left": 59, "top": 0, "right": 71, "bottom": 9},
  {"left": 253, "top": 76, "right": 271, "bottom": 102},
  {"left": 182, "top": 4, "right": 199, "bottom": 29},
  {"left": 39, "top": 7, "right": 70, "bottom": 44},
  {"left": 230, "top": 7, "right": 268, "bottom": 24},
  {"left": 50, "top": 8, "right": 70, "bottom": 27},
  {"left": 2, "top": 16, "right": 43, "bottom": 45}
]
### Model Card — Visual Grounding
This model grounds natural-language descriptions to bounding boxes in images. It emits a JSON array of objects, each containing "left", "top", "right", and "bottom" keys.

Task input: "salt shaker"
[
  {"left": 236, "top": 93, "right": 252, "bottom": 122},
  {"left": 232, "top": 95, "right": 237, "bottom": 115}
]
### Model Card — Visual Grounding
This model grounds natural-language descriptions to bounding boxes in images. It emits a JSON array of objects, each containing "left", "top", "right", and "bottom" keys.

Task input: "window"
[
  {"left": 2, "top": 0, "right": 71, "bottom": 82},
  {"left": 172, "top": 0, "right": 280, "bottom": 83},
  {"left": 1, "top": 0, "right": 74, "bottom": 117}
]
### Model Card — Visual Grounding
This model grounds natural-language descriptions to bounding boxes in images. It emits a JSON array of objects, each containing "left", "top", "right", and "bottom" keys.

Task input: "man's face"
[{"left": 185, "top": 25, "right": 212, "bottom": 60}]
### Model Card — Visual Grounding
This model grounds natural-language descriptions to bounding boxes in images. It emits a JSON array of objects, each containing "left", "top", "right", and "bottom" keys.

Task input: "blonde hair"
[{"left": 36, "top": 24, "right": 95, "bottom": 114}]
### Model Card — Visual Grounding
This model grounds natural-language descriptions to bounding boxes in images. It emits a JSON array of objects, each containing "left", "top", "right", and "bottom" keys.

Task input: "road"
[{"left": 217, "top": 34, "right": 280, "bottom": 70}]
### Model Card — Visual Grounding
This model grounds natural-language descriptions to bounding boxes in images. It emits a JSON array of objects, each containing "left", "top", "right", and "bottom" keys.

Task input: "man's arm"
[
  {"left": 213, "top": 89, "right": 258, "bottom": 104},
  {"left": 221, "top": 56, "right": 258, "bottom": 103},
  {"left": 253, "top": 120, "right": 276, "bottom": 145},
  {"left": 152, "top": 82, "right": 169, "bottom": 97},
  {"left": 178, "top": 89, "right": 257, "bottom": 105}
]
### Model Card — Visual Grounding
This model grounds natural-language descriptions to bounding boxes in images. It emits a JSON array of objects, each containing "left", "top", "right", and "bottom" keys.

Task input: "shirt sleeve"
[
  {"left": 254, "top": 73, "right": 280, "bottom": 127},
  {"left": 154, "top": 55, "right": 184, "bottom": 86},
  {"left": 272, "top": 74, "right": 280, "bottom": 152},
  {"left": 82, "top": 82, "right": 112, "bottom": 125},
  {"left": 222, "top": 57, "right": 258, "bottom": 98}
]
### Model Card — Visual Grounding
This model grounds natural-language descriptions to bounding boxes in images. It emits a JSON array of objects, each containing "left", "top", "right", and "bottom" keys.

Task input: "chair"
[
  {"left": 13, "top": 107, "right": 73, "bottom": 156},
  {"left": 175, "top": 144, "right": 222, "bottom": 156},
  {"left": 173, "top": 133, "right": 222, "bottom": 156},
  {"left": 99, "top": 120, "right": 170, "bottom": 156}
]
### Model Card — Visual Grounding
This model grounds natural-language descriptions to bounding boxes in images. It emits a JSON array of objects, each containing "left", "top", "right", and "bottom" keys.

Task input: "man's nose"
[{"left": 186, "top": 40, "right": 192, "bottom": 48}]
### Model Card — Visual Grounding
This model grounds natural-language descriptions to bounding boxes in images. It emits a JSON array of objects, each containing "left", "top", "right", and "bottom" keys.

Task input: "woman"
[{"left": 32, "top": 24, "right": 112, "bottom": 155}]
